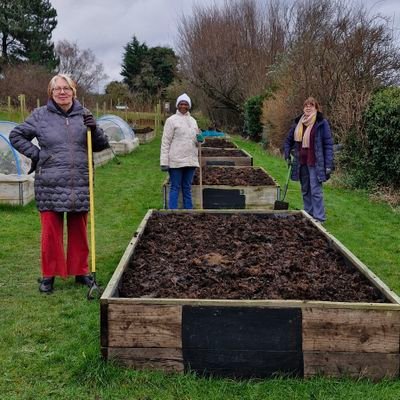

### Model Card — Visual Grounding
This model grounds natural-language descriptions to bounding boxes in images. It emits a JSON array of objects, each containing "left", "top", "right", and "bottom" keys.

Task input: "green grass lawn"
[{"left": 1, "top": 134, "right": 400, "bottom": 399}]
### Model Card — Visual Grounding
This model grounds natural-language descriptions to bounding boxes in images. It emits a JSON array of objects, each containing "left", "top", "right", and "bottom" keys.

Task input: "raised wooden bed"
[
  {"left": 135, "top": 127, "right": 156, "bottom": 144},
  {"left": 0, "top": 174, "right": 34, "bottom": 205},
  {"left": 93, "top": 148, "right": 114, "bottom": 167},
  {"left": 163, "top": 166, "right": 279, "bottom": 209},
  {"left": 110, "top": 138, "right": 139, "bottom": 155},
  {"left": 200, "top": 148, "right": 253, "bottom": 166},
  {"left": 101, "top": 210, "right": 400, "bottom": 380}
]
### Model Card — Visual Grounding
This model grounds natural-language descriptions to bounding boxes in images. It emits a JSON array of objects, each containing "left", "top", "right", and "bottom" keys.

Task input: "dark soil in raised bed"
[
  {"left": 203, "top": 138, "right": 236, "bottom": 148},
  {"left": 134, "top": 126, "right": 153, "bottom": 134},
  {"left": 192, "top": 167, "right": 276, "bottom": 186},
  {"left": 201, "top": 148, "right": 247, "bottom": 157},
  {"left": 119, "top": 212, "right": 388, "bottom": 303}
]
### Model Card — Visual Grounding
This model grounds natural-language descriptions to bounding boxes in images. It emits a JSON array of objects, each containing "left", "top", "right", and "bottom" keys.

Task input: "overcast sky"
[{"left": 50, "top": 0, "right": 400, "bottom": 91}]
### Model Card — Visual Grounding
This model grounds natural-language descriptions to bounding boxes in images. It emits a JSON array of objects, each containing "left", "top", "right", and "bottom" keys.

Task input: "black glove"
[
  {"left": 285, "top": 156, "right": 292, "bottom": 167},
  {"left": 83, "top": 113, "right": 97, "bottom": 131},
  {"left": 325, "top": 168, "right": 332, "bottom": 180},
  {"left": 160, "top": 165, "right": 169, "bottom": 172},
  {"left": 27, "top": 157, "right": 38, "bottom": 174}
]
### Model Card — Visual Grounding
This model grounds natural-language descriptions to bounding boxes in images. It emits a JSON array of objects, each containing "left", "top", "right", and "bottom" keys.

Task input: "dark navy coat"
[
  {"left": 10, "top": 99, "right": 109, "bottom": 212},
  {"left": 284, "top": 112, "right": 334, "bottom": 182}
]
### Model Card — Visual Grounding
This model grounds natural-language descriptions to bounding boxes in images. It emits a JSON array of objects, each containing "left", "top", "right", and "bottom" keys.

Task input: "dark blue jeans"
[
  {"left": 300, "top": 165, "right": 326, "bottom": 222},
  {"left": 168, "top": 167, "right": 196, "bottom": 209}
]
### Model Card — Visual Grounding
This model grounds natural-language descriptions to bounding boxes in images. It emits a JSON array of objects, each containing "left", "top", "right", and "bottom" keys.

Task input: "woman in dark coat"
[
  {"left": 10, "top": 74, "right": 109, "bottom": 293},
  {"left": 284, "top": 97, "right": 334, "bottom": 222}
]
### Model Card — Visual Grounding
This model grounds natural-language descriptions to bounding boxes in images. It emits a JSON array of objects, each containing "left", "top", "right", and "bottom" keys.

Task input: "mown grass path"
[{"left": 1, "top": 133, "right": 399, "bottom": 399}]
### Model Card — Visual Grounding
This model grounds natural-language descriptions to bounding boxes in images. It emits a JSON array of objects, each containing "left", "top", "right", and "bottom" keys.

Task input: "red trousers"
[{"left": 40, "top": 211, "right": 89, "bottom": 278}]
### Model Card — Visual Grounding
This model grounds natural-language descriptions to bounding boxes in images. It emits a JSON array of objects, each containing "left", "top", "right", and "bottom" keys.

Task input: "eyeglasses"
[{"left": 53, "top": 87, "right": 72, "bottom": 94}]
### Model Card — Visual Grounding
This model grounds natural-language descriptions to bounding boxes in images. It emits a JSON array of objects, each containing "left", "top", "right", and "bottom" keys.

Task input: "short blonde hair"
[{"left": 47, "top": 74, "right": 77, "bottom": 98}]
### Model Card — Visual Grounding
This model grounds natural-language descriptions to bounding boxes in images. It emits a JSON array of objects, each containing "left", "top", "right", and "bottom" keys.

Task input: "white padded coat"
[{"left": 160, "top": 111, "right": 200, "bottom": 168}]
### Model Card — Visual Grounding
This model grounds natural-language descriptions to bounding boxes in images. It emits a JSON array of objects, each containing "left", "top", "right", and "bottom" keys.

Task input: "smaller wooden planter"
[
  {"left": 110, "top": 138, "right": 139, "bottom": 155},
  {"left": 163, "top": 166, "right": 279, "bottom": 209},
  {"left": 101, "top": 210, "right": 400, "bottom": 380},
  {"left": 93, "top": 148, "right": 114, "bottom": 167},
  {"left": 0, "top": 174, "right": 34, "bottom": 205},
  {"left": 200, "top": 148, "right": 253, "bottom": 166},
  {"left": 135, "top": 128, "right": 156, "bottom": 144}
]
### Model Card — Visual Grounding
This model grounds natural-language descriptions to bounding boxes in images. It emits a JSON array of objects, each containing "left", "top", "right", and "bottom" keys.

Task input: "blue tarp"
[{"left": 201, "top": 130, "right": 225, "bottom": 137}]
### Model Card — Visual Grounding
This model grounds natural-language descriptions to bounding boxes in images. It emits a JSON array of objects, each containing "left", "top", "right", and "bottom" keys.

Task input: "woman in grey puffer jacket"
[{"left": 10, "top": 74, "right": 109, "bottom": 293}]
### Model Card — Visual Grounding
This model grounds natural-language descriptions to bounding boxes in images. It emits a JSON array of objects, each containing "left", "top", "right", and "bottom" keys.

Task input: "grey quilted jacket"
[{"left": 9, "top": 99, "right": 109, "bottom": 212}]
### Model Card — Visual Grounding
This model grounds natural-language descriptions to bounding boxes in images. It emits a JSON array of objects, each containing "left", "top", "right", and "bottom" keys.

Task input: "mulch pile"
[
  {"left": 203, "top": 138, "right": 236, "bottom": 148},
  {"left": 192, "top": 167, "right": 276, "bottom": 186},
  {"left": 119, "top": 212, "right": 387, "bottom": 303},
  {"left": 134, "top": 127, "right": 153, "bottom": 134},
  {"left": 201, "top": 148, "right": 247, "bottom": 157}
]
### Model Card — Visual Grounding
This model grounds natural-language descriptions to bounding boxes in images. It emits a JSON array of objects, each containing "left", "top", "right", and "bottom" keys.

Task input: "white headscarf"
[{"left": 176, "top": 93, "right": 191, "bottom": 109}]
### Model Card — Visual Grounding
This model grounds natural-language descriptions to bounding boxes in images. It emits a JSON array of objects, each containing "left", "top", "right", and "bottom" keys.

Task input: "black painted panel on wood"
[
  {"left": 182, "top": 306, "right": 303, "bottom": 378},
  {"left": 203, "top": 188, "right": 245, "bottom": 209},
  {"left": 184, "top": 349, "right": 303, "bottom": 378}
]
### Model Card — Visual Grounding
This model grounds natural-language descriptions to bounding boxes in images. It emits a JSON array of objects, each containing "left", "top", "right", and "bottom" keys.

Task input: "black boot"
[
  {"left": 39, "top": 277, "right": 54, "bottom": 293},
  {"left": 75, "top": 275, "right": 94, "bottom": 287}
]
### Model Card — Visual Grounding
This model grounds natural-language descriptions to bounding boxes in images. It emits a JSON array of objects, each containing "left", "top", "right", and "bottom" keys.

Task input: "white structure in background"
[
  {"left": 97, "top": 114, "right": 139, "bottom": 155},
  {"left": 0, "top": 121, "right": 34, "bottom": 205}
]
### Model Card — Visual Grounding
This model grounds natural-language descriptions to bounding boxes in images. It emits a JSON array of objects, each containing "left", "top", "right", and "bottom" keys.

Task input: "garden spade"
[
  {"left": 86, "top": 127, "right": 101, "bottom": 300},
  {"left": 199, "top": 141, "right": 203, "bottom": 209},
  {"left": 274, "top": 157, "right": 292, "bottom": 210}
]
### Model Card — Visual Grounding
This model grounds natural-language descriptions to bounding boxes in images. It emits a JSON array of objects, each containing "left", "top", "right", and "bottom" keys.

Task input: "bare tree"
[
  {"left": 0, "top": 64, "right": 52, "bottom": 108},
  {"left": 177, "top": 0, "right": 287, "bottom": 130},
  {"left": 55, "top": 40, "right": 108, "bottom": 93},
  {"left": 263, "top": 0, "right": 400, "bottom": 149}
]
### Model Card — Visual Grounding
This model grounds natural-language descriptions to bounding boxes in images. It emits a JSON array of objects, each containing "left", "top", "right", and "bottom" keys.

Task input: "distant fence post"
[
  {"left": 7, "top": 96, "right": 11, "bottom": 120},
  {"left": 18, "top": 94, "right": 25, "bottom": 121},
  {"left": 37, "top": 98, "right": 40, "bottom": 108},
  {"left": 96, "top": 102, "right": 99, "bottom": 118},
  {"left": 103, "top": 101, "right": 106, "bottom": 114}
]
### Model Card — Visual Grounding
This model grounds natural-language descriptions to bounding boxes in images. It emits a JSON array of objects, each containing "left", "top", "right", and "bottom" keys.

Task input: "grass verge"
[{"left": 0, "top": 134, "right": 399, "bottom": 399}]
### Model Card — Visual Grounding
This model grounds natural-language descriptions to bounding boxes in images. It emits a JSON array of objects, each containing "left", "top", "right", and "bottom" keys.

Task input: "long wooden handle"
[
  {"left": 87, "top": 129, "right": 96, "bottom": 273},
  {"left": 199, "top": 143, "right": 203, "bottom": 209}
]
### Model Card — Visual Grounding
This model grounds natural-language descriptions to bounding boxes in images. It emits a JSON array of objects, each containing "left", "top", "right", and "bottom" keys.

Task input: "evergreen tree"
[
  {"left": 0, "top": 0, "right": 57, "bottom": 69},
  {"left": 121, "top": 36, "right": 178, "bottom": 99},
  {"left": 121, "top": 36, "right": 148, "bottom": 90}
]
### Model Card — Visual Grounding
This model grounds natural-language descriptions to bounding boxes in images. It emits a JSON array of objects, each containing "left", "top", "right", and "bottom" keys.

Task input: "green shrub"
[
  {"left": 243, "top": 95, "right": 264, "bottom": 141},
  {"left": 339, "top": 87, "right": 400, "bottom": 189},
  {"left": 363, "top": 87, "right": 400, "bottom": 188}
]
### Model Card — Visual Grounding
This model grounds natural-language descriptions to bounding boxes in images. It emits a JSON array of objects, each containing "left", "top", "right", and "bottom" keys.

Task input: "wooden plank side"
[
  {"left": 303, "top": 308, "right": 400, "bottom": 353},
  {"left": 107, "top": 304, "right": 182, "bottom": 348},
  {"left": 104, "top": 296, "right": 400, "bottom": 311},
  {"left": 0, "top": 179, "right": 34, "bottom": 205},
  {"left": 101, "top": 209, "right": 154, "bottom": 299},
  {"left": 304, "top": 352, "right": 399, "bottom": 379},
  {"left": 106, "top": 347, "right": 184, "bottom": 373}
]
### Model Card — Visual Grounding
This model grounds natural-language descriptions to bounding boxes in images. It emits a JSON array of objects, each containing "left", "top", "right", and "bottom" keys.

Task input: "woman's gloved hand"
[
  {"left": 196, "top": 133, "right": 205, "bottom": 143},
  {"left": 83, "top": 113, "right": 97, "bottom": 131},
  {"left": 325, "top": 168, "right": 332, "bottom": 180},
  {"left": 160, "top": 165, "right": 169, "bottom": 172},
  {"left": 27, "top": 157, "right": 38, "bottom": 174}
]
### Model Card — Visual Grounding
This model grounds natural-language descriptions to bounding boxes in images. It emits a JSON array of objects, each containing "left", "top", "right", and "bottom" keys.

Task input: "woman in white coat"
[{"left": 160, "top": 93, "right": 203, "bottom": 209}]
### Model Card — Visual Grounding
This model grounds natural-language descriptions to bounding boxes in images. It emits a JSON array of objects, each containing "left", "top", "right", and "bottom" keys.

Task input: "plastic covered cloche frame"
[
  {"left": 0, "top": 121, "right": 32, "bottom": 176},
  {"left": 97, "top": 114, "right": 135, "bottom": 142}
]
